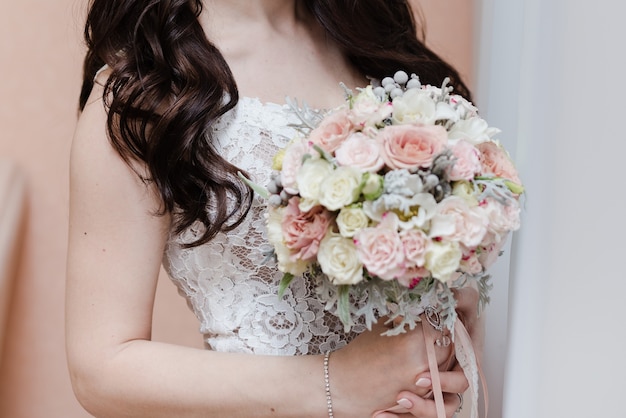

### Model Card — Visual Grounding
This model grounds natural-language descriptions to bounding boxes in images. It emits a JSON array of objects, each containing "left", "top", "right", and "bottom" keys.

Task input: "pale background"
[{"left": 0, "top": 1, "right": 475, "bottom": 417}]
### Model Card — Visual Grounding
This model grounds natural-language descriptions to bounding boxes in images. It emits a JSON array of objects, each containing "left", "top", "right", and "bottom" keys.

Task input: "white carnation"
[{"left": 391, "top": 88, "right": 437, "bottom": 125}]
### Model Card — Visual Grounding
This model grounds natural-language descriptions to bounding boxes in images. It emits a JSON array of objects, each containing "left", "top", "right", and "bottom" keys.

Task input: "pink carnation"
[
  {"left": 282, "top": 198, "right": 333, "bottom": 261},
  {"left": 399, "top": 229, "right": 430, "bottom": 267},
  {"left": 395, "top": 265, "right": 430, "bottom": 288},
  {"left": 447, "top": 140, "right": 482, "bottom": 181},
  {"left": 459, "top": 251, "right": 483, "bottom": 275},
  {"left": 354, "top": 213, "right": 405, "bottom": 281},
  {"left": 379, "top": 124, "right": 447, "bottom": 170},
  {"left": 480, "top": 197, "right": 521, "bottom": 238},
  {"left": 478, "top": 236, "right": 509, "bottom": 270},
  {"left": 280, "top": 139, "right": 312, "bottom": 194},
  {"left": 430, "top": 196, "right": 488, "bottom": 249}
]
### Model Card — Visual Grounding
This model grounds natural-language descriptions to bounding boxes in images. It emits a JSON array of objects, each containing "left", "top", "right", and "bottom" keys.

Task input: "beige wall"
[{"left": 0, "top": 1, "right": 473, "bottom": 416}]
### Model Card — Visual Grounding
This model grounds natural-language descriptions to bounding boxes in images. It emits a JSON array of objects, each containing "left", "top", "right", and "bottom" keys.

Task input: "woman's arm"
[{"left": 66, "top": 82, "right": 327, "bottom": 417}]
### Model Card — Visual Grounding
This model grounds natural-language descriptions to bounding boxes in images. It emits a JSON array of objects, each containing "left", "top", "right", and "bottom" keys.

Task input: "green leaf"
[
  {"left": 337, "top": 285, "right": 352, "bottom": 332},
  {"left": 504, "top": 180, "right": 525, "bottom": 195},
  {"left": 277, "top": 273, "right": 295, "bottom": 299},
  {"left": 237, "top": 171, "right": 270, "bottom": 200}
]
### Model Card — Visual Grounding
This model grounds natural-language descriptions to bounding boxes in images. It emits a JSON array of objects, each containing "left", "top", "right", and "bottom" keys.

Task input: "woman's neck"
[
  {"left": 201, "top": 0, "right": 307, "bottom": 39},
  {"left": 199, "top": 0, "right": 366, "bottom": 110}
]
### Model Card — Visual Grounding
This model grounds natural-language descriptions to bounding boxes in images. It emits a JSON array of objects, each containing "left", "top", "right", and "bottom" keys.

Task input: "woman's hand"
[
  {"left": 328, "top": 320, "right": 454, "bottom": 417},
  {"left": 371, "top": 369, "right": 468, "bottom": 418},
  {"left": 369, "top": 285, "right": 482, "bottom": 418}
]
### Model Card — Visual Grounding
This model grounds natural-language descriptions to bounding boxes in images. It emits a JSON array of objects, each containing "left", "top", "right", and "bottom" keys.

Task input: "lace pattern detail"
[{"left": 163, "top": 97, "right": 364, "bottom": 355}]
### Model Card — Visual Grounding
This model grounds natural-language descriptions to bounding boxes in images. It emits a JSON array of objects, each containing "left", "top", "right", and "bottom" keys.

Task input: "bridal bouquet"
[{"left": 247, "top": 71, "right": 523, "bottom": 337}]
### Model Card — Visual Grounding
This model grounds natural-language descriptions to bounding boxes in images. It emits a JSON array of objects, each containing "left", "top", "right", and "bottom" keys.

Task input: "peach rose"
[
  {"left": 477, "top": 141, "right": 522, "bottom": 185},
  {"left": 335, "top": 133, "right": 385, "bottom": 172},
  {"left": 281, "top": 198, "right": 333, "bottom": 261},
  {"left": 379, "top": 124, "right": 447, "bottom": 170},
  {"left": 309, "top": 108, "right": 353, "bottom": 153}
]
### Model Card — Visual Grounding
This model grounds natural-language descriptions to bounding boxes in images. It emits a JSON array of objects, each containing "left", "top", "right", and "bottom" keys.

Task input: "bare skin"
[{"left": 66, "top": 1, "right": 478, "bottom": 417}]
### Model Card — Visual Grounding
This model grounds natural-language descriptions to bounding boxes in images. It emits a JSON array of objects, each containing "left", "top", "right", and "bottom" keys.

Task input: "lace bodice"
[{"left": 163, "top": 97, "right": 364, "bottom": 355}]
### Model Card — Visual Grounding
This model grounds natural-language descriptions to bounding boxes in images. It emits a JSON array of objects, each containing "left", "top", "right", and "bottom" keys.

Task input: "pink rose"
[
  {"left": 335, "top": 133, "right": 385, "bottom": 172},
  {"left": 447, "top": 140, "right": 482, "bottom": 181},
  {"left": 309, "top": 109, "right": 353, "bottom": 153},
  {"left": 282, "top": 198, "right": 333, "bottom": 261},
  {"left": 354, "top": 213, "right": 405, "bottom": 281},
  {"left": 399, "top": 229, "right": 430, "bottom": 267},
  {"left": 429, "top": 196, "right": 488, "bottom": 248},
  {"left": 379, "top": 124, "right": 447, "bottom": 170},
  {"left": 477, "top": 141, "right": 522, "bottom": 185}
]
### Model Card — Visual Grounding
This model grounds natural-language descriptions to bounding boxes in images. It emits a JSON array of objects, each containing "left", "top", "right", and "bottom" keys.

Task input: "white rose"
[
  {"left": 391, "top": 88, "right": 437, "bottom": 125},
  {"left": 317, "top": 233, "right": 364, "bottom": 285},
  {"left": 318, "top": 166, "right": 362, "bottom": 211},
  {"left": 424, "top": 241, "right": 462, "bottom": 283},
  {"left": 296, "top": 158, "right": 333, "bottom": 203},
  {"left": 336, "top": 207, "right": 370, "bottom": 238}
]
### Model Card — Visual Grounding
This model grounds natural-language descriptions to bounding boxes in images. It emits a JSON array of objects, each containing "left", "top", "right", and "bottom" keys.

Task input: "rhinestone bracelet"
[{"left": 324, "top": 352, "right": 334, "bottom": 418}]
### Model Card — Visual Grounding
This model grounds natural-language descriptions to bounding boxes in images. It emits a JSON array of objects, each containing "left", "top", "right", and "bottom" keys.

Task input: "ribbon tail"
[
  {"left": 423, "top": 318, "right": 447, "bottom": 418},
  {"left": 454, "top": 317, "right": 489, "bottom": 418}
]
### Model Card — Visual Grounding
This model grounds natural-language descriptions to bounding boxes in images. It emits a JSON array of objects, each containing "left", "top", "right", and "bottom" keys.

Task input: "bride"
[{"left": 66, "top": 1, "right": 479, "bottom": 417}]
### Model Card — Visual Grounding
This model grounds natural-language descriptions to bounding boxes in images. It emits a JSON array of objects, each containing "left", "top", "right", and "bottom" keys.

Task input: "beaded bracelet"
[{"left": 323, "top": 352, "right": 334, "bottom": 418}]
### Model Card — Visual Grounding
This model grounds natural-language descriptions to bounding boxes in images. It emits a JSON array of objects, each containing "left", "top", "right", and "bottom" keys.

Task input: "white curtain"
[{"left": 475, "top": 1, "right": 626, "bottom": 417}]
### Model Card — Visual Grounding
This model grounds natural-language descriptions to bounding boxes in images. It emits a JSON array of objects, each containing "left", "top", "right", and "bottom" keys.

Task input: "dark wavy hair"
[{"left": 79, "top": 0, "right": 472, "bottom": 247}]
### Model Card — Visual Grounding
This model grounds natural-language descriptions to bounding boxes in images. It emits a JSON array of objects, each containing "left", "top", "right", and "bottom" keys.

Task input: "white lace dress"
[{"left": 163, "top": 97, "right": 364, "bottom": 355}]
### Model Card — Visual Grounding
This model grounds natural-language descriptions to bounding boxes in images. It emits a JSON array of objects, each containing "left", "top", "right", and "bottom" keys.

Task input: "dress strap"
[{"left": 94, "top": 64, "right": 110, "bottom": 85}]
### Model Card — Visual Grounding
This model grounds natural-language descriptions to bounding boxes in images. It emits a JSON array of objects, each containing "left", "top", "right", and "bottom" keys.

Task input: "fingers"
[
  {"left": 415, "top": 370, "right": 469, "bottom": 395},
  {"left": 374, "top": 391, "right": 461, "bottom": 418},
  {"left": 371, "top": 371, "right": 466, "bottom": 417}
]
